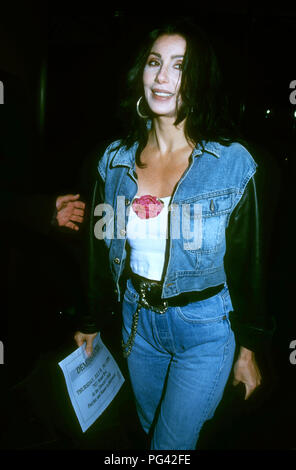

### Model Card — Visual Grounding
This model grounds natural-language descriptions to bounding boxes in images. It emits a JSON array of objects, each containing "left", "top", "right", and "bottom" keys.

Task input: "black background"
[{"left": 0, "top": 0, "right": 295, "bottom": 455}]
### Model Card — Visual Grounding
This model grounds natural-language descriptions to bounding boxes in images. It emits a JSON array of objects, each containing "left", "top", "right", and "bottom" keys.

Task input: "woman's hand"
[
  {"left": 74, "top": 331, "right": 98, "bottom": 356},
  {"left": 233, "top": 346, "right": 262, "bottom": 400}
]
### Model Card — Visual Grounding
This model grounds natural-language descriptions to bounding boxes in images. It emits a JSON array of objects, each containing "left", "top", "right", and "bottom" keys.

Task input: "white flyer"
[{"left": 58, "top": 333, "right": 125, "bottom": 432}]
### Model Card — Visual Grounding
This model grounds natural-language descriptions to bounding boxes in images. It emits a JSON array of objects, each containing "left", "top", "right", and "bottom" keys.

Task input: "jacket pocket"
[{"left": 178, "top": 190, "right": 234, "bottom": 255}]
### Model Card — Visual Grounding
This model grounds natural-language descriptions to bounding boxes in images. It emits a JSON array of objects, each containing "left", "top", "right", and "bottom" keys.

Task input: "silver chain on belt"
[{"left": 121, "top": 282, "right": 168, "bottom": 358}]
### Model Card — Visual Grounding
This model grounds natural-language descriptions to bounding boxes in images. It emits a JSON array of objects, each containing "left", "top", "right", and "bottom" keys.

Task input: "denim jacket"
[{"left": 80, "top": 139, "right": 275, "bottom": 353}]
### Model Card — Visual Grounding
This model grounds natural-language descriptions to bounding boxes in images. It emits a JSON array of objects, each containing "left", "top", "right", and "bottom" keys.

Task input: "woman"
[{"left": 75, "top": 19, "right": 272, "bottom": 450}]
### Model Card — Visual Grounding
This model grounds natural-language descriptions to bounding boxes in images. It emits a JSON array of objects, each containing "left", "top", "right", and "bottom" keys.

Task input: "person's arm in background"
[{"left": 3, "top": 192, "right": 85, "bottom": 234}]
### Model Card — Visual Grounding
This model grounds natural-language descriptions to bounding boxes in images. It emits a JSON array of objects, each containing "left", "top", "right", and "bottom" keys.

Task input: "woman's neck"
[{"left": 148, "top": 116, "right": 192, "bottom": 156}]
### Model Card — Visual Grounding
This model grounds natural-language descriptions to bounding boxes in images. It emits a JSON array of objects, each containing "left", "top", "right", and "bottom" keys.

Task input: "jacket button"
[
  {"left": 114, "top": 257, "right": 120, "bottom": 264},
  {"left": 120, "top": 229, "right": 126, "bottom": 236},
  {"left": 125, "top": 199, "right": 130, "bottom": 206}
]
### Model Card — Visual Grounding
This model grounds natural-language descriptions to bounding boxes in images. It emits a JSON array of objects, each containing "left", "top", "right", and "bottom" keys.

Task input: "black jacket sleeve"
[
  {"left": 224, "top": 153, "right": 279, "bottom": 354},
  {"left": 76, "top": 172, "right": 119, "bottom": 334}
]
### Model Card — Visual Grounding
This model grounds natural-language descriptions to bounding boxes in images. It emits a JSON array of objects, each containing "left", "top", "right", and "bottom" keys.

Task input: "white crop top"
[{"left": 126, "top": 195, "right": 171, "bottom": 281}]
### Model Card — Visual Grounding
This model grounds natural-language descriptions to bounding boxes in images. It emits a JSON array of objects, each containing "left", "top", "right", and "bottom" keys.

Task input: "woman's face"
[{"left": 143, "top": 34, "right": 186, "bottom": 118}]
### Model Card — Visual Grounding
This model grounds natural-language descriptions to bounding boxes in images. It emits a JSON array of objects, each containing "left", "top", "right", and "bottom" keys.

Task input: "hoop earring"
[{"left": 136, "top": 96, "right": 149, "bottom": 119}]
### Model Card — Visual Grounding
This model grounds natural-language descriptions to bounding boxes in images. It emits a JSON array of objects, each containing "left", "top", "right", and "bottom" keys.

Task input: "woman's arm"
[
  {"left": 225, "top": 151, "right": 279, "bottom": 398},
  {"left": 74, "top": 146, "right": 119, "bottom": 354}
]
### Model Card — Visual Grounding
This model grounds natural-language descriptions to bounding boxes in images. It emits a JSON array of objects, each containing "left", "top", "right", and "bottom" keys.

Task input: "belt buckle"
[
  {"left": 149, "top": 297, "right": 168, "bottom": 314},
  {"left": 152, "top": 302, "right": 168, "bottom": 314},
  {"left": 139, "top": 281, "right": 168, "bottom": 314}
]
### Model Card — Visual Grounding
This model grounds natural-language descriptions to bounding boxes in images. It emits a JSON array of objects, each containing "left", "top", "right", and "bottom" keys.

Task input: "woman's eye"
[
  {"left": 174, "top": 62, "right": 183, "bottom": 70},
  {"left": 148, "top": 60, "right": 160, "bottom": 67}
]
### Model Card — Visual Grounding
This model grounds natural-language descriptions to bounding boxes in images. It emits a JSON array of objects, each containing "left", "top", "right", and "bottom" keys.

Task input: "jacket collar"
[
  {"left": 111, "top": 140, "right": 221, "bottom": 169},
  {"left": 192, "top": 141, "right": 221, "bottom": 159}
]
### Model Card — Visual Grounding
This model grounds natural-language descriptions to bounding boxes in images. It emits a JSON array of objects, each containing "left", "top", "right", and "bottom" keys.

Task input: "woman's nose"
[{"left": 155, "top": 65, "right": 169, "bottom": 84}]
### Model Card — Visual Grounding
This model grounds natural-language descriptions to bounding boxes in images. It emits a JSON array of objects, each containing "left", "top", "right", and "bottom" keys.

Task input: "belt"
[
  {"left": 122, "top": 273, "right": 224, "bottom": 358},
  {"left": 131, "top": 273, "right": 224, "bottom": 314}
]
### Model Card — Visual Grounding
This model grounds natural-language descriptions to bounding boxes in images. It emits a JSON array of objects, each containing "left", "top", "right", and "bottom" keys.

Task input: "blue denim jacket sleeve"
[{"left": 225, "top": 156, "right": 278, "bottom": 353}]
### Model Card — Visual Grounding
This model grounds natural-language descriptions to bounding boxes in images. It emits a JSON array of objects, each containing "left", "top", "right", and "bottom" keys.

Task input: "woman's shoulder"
[
  {"left": 216, "top": 140, "right": 258, "bottom": 170},
  {"left": 101, "top": 139, "right": 123, "bottom": 159},
  {"left": 97, "top": 139, "right": 124, "bottom": 181}
]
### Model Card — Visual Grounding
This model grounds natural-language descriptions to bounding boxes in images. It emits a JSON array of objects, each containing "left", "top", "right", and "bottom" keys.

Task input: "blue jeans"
[{"left": 122, "top": 278, "right": 236, "bottom": 450}]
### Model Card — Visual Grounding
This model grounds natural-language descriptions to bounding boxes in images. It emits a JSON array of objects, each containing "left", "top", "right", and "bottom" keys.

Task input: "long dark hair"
[{"left": 118, "top": 18, "right": 239, "bottom": 166}]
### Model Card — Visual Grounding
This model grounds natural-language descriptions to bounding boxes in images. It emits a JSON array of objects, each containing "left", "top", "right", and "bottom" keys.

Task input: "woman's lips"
[{"left": 152, "top": 89, "right": 174, "bottom": 100}]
